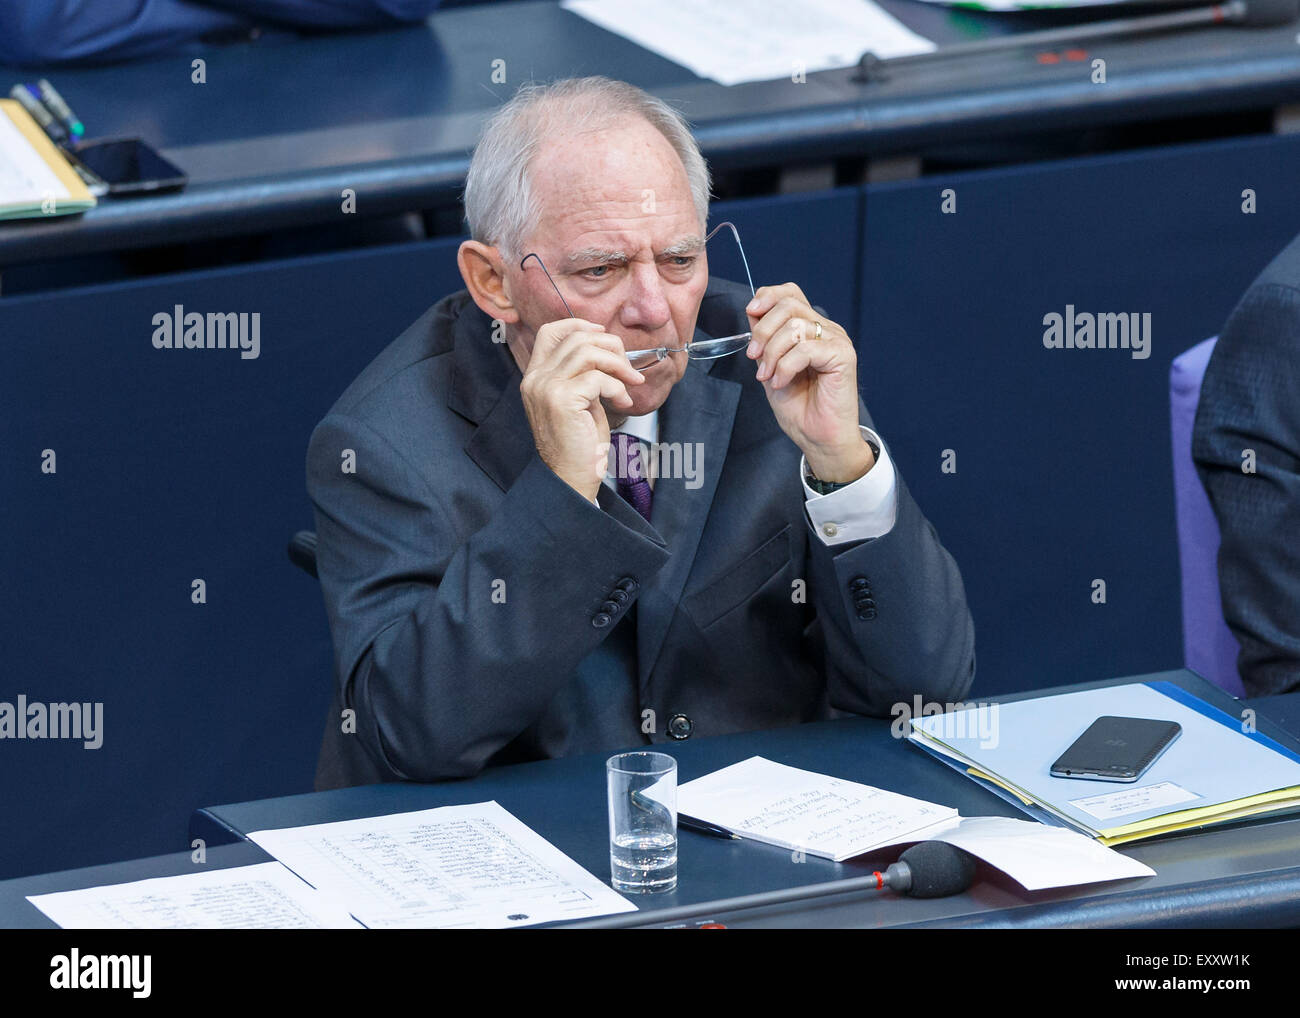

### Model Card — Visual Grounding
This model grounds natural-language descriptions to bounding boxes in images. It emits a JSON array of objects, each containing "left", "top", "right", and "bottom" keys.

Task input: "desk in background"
[{"left": 0, "top": 0, "right": 1299, "bottom": 268}]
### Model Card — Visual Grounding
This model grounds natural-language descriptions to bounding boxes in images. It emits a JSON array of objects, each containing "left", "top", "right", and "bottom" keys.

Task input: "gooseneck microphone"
[
  {"left": 875, "top": 841, "right": 979, "bottom": 898},
  {"left": 853, "top": 0, "right": 1300, "bottom": 82},
  {"left": 562, "top": 840, "right": 981, "bottom": 927}
]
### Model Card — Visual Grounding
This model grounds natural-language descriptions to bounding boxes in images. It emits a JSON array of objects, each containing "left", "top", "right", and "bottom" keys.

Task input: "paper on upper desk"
[
  {"left": 561, "top": 0, "right": 934, "bottom": 86},
  {"left": 26, "top": 862, "right": 362, "bottom": 929},
  {"left": 911, "top": 0, "right": 1126, "bottom": 9},
  {"left": 676, "top": 756, "right": 958, "bottom": 862},
  {"left": 249, "top": 801, "right": 635, "bottom": 929},
  {"left": 878, "top": 816, "right": 1156, "bottom": 891}
]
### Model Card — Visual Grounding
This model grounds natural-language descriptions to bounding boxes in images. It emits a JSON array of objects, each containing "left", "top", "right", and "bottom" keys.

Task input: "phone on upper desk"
[
  {"left": 71, "top": 137, "right": 188, "bottom": 196},
  {"left": 1050, "top": 716, "right": 1181, "bottom": 783}
]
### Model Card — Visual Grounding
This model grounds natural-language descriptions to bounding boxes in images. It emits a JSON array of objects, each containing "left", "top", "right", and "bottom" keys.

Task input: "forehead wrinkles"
[{"left": 529, "top": 123, "right": 697, "bottom": 232}]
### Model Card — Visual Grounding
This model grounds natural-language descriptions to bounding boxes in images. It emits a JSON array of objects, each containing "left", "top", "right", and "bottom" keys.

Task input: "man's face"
[{"left": 506, "top": 116, "right": 709, "bottom": 418}]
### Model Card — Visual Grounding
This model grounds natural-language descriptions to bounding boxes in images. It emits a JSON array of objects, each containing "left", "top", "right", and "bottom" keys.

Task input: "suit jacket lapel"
[
  {"left": 449, "top": 300, "right": 537, "bottom": 493},
  {"left": 635, "top": 351, "right": 741, "bottom": 689}
]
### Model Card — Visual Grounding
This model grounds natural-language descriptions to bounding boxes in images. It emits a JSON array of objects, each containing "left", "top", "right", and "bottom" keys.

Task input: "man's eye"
[
  {"left": 668, "top": 256, "right": 695, "bottom": 267},
  {"left": 582, "top": 265, "right": 610, "bottom": 279}
]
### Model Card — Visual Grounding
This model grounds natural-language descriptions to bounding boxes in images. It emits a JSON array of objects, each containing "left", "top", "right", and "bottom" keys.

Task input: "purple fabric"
[
  {"left": 1170, "top": 336, "right": 1244, "bottom": 696},
  {"left": 611, "top": 432, "right": 653, "bottom": 523}
]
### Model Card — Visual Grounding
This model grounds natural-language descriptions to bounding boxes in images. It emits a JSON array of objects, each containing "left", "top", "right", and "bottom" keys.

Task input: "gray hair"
[{"left": 463, "top": 76, "right": 712, "bottom": 261}]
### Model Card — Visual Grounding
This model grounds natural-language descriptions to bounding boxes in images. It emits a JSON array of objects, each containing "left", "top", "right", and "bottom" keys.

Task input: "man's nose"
[{"left": 618, "top": 263, "right": 672, "bottom": 332}]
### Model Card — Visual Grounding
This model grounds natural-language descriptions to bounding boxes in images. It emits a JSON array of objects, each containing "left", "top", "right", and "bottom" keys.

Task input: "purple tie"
[{"left": 611, "top": 432, "right": 653, "bottom": 523}]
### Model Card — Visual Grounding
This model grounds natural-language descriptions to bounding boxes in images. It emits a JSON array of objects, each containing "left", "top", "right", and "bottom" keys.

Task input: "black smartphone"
[
  {"left": 1050, "top": 716, "right": 1182, "bottom": 782},
  {"left": 72, "top": 138, "right": 187, "bottom": 196}
]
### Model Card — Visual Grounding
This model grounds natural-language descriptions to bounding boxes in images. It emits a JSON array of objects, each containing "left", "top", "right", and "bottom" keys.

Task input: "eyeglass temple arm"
[
  {"left": 704, "top": 221, "right": 756, "bottom": 299},
  {"left": 520, "top": 252, "right": 575, "bottom": 319}
]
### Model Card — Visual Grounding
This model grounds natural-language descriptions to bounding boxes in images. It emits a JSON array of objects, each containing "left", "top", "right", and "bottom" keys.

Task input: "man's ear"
[{"left": 458, "top": 241, "right": 520, "bottom": 324}]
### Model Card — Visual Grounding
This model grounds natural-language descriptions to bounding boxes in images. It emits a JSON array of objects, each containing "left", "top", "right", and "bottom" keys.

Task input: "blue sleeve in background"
[
  {"left": 0, "top": 0, "right": 449, "bottom": 67},
  {"left": 199, "top": 0, "right": 444, "bottom": 29},
  {"left": 0, "top": 1, "right": 252, "bottom": 66}
]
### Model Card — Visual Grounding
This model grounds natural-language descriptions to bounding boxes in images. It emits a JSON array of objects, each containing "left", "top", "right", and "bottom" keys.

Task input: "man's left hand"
[{"left": 746, "top": 283, "right": 875, "bottom": 484}]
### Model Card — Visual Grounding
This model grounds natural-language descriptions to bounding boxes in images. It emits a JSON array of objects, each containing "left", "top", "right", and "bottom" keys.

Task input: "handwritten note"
[{"left": 677, "top": 756, "right": 958, "bottom": 861}]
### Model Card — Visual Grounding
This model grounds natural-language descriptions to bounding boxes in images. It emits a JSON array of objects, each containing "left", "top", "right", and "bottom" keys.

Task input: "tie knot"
[{"left": 611, "top": 432, "right": 647, "bottom": 483}]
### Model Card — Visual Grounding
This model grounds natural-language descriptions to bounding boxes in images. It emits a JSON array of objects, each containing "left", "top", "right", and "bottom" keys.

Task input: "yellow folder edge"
[
  {"left": 965, "top": 767, "right": 1037, "bottom": 805},
  {"left": 922, "top": 730, "right": 1300, "bottom": 844},
  {"left": 1099, "top": 786, "right": 1300, "bottom": 840},
  {"left": 1, "top": 98, "right": 94, "bottom": 208},
  {"left": 1099, "top": 794, "right": 1300, "bottom": 847}
]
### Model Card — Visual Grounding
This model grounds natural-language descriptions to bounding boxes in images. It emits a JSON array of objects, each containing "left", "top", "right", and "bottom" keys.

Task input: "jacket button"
[
  {"left": 667, "top": 714, "right": 693, "bottom": 739},
  {"left": 609, "top": 588, "right": 629, "bottom": 605},
  {"left": 616, "top": 577, "right": 638, "bottom": 593},
  {"left": 599, "top": 600, "right": 619, "bottom": 614},
  {"left": 592, "top": 612, "right": 612, "bottom": 628},
  {"left": 849, "top": 576, "right": 869, "bottom": 591},
  {"left": 854, "top": 596, "right": 875, "bottom": 609},
  {"left": 857, "top": 607, "right": 877, "bottom": 621}
]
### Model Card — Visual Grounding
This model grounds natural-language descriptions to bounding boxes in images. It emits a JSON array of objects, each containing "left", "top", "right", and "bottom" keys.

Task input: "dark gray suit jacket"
[
  {"left": 307, "top": 277, "right": 976, "bottom": 789},
  {"left": 1194, "top": 233, "right": 1300, "bottom": 697}
]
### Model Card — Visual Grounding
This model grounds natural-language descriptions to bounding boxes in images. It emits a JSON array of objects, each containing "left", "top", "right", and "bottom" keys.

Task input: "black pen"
[{"left": 679, "top": 815, "right": 740, "bottom": 840}]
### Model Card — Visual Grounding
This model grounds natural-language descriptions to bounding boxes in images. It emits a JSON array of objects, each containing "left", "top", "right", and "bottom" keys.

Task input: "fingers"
[
  {"left": 747, "top": 292, "right": 847, "bottom": 385},
  {"left": 765, "top": 334, "right": 819, "bottom": 391},
  {"left": 748, "top": 294, "right": 825, "bottom": 367},
  {"left": 521, "top": 327, "right": 644, "bottom": 414},
  {"left": 745, "top": 282, "right": 809, "bottom": 322},
  {"left": 550, "top": 333, "right": 645, "bottom": 390},
  {"left": 571, "top": 368, "right": 636, "bottom": 410},
  {"left": 531, "top": 317, "right": 607, "bottom": 361},
  {"left": 768, "top": 322, "right": 857, "bottom": 390},
  {"left": 754, "top": 313, "right": 814, "bottom": 383}
]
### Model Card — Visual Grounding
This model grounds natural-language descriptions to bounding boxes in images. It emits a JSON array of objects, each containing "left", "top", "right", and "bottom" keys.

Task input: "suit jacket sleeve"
[
  {"left": 804, "top": 398, "right": 976, "bottom": 715},
  {"left": 1193, "top": 281, "right": 1300, "bottom": 697},
  {"left": 308, "top": 411, "right": 670, "bottom": 782}
]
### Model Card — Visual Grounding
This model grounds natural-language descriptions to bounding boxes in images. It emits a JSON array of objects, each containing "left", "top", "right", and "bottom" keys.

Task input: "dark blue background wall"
[{"left": 860, "top": 132, "right": 1300, "bottom": 696}]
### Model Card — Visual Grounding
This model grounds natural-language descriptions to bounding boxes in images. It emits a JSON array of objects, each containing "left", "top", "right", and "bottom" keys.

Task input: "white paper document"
[
  {"left": 249, "top": 801, "right": 635, "bottom": 929},
  {"left": 879, "top": 816, "right": 1156, "bottom": 891},
  {"left": 677, "top": 756, "right": 958, "bottom": 861},
  {"left": 27, "top": 862, "right": 362, "bottom": 929},
  {"left": 911, "top": 0, "right": 1125, "bottom": 9},
  {"left": 1069, "top": 780, "right": 1201, "bottom": 822},
  {"left": 0, "top": 107, "right": 70, "bottom": 206},
  {"left": 562, "top": 0, "right": 935, "bottom": 86}
]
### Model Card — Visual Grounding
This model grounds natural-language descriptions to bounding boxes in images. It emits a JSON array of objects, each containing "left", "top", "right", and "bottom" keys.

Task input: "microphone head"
[
  {"left": 1234, "top": 0, "right": 1299, "bottom": 25},
  {"left": 898, "top": 841, "right": 978, "bottom": 898}
]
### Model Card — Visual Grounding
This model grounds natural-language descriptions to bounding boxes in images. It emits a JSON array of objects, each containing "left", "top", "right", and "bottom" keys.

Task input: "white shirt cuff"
[{"left": 802, "top": 426, "right": 898, "bottom": 545}]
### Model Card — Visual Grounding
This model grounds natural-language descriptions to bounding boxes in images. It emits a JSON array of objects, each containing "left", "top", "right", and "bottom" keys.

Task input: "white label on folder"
[{"left": 1069, "top": 780, "right": 1199, "bottom": 821}]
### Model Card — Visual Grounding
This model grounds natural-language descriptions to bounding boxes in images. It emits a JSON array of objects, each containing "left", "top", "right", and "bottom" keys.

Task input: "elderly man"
[{"left": 308, "top": 76, "right": 974, "bottom": 789}]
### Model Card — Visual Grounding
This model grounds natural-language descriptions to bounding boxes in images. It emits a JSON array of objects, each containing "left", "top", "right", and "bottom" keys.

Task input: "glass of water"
[{"left": 606, "top": 751, "right": 678, "bottom": 893}]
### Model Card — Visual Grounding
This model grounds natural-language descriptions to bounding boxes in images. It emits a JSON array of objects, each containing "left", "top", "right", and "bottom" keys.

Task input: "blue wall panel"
[
  {"left": 0, "top": 239, "right": 466, "bottom": 879},
  {"left": 859, "top": 132, "right": 1300, "bottom": 697}
]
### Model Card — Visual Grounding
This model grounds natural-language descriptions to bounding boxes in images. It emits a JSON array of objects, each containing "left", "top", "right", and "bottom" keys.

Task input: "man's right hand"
[{"left": 519, "top": 319, "right": 645, "bottom": 502}]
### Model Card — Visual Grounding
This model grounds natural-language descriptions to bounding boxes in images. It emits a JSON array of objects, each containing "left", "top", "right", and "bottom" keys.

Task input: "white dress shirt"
[{"left": 603, "top": 412, "right": 898, "bottom": 544}]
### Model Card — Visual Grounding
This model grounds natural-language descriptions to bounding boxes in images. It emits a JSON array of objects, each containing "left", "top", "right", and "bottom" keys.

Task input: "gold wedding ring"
[{"left": 813, "top": 319, "right": 823, "bottom": 341}]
